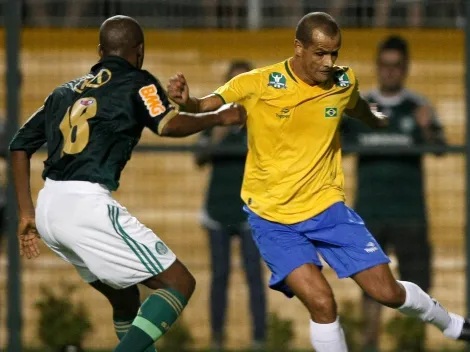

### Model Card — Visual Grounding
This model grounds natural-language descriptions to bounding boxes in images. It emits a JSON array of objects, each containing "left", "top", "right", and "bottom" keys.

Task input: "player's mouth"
[{"left": 318, "top": 71, "right": 331, "bottom": 78}]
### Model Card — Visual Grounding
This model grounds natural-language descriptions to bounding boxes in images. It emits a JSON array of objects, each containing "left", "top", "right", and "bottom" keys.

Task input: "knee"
[
  {"left": 175, "top": 266, "right": 196, "bottom": 300},
  {"left": 306, "top": 291, "right": 337, "bottom": 323},
  {"left": 144, "top": 260, "right": 196, "bottom": 301},
  {"left": 186, "top": 271, "right": 197, "bottom": 298},
  {"left": 370, "top": 281, "right": 406, "bottom": 308}
]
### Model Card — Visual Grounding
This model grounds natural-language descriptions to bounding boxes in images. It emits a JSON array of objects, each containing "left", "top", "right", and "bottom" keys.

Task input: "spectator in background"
[
  {"left": 341, "top": 36, "right": 446, "bottom": 352},
  {"left": 196, "top": 61, "right": 266, "bottom": 352}
]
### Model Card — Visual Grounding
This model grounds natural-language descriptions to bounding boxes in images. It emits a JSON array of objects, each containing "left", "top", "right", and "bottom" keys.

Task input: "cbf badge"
[
  {"left": 268, "top": 72, "right": 287, "bottom": 89},
  {"left": 334, "top": 71, "right": 351, "bottom": 88}
]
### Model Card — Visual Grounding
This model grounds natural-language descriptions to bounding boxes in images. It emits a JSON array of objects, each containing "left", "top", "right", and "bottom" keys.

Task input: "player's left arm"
[
  {"left": 343, "top": 71, "right": 388, "bottom": 129},
  {"left": 8, "top": 101, "right": 48, "bottom": 259}
]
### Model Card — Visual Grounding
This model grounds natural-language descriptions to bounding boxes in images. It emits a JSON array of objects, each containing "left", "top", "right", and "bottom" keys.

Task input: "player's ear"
[
  {"left": 136, "top": 43, "right": 144, "bottom": 69},
  {"left": 97, "top": 44, "right": 104, "bottom": 59},
  {"left": 294, "top": 39, "right": 303, "bottom": 57}
]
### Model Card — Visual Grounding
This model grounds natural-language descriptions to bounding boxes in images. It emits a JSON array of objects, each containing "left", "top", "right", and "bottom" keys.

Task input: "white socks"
[
  {"left": 310, "top": 317, "right": 348, "bottom": 352},
  {"left": 397, "top": 281, "right": 464, "bottom": 339}
]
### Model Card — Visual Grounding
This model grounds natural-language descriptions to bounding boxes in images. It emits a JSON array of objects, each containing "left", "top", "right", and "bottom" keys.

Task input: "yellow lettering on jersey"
[{"left": 139, "top": 84, "right": 166, "bottom": 117}]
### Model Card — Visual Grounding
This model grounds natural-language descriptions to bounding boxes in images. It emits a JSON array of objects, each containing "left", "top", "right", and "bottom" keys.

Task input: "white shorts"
[{"left": 36, "top": 178, "right": 176, "bottom": 289}]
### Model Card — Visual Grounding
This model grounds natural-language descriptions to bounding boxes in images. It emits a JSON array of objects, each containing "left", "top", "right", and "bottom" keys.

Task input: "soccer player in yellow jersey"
[{"left": 168, "top": 12, "right": 470, "bottom": 351}]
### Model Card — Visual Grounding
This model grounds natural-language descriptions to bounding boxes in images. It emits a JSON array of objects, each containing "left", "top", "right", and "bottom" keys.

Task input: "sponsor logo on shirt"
[
  {"left": 276, "top": 108, "right": 291, "bottom": 119},
  {"left": 268, "top": 72, "right": 287, "bottom": 89},
  {"left": 325, "top": 107, "right": 338, "bottom": 118},
  {"left": 139, "top": 84, "right": 166, "bottom": 117}
]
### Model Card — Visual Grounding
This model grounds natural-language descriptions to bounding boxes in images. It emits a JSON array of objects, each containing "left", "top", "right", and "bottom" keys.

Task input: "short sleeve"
[
  {"left": 9, "top": 98, "right": 48, "bottom": 156},
  {"left": 214, "top": 70, "right": 262, "bottom": 104},
  {"left": 346, "top": 73, "right": 360, "bottom": 110},
  {"left": 134, "top": 72, "right": 179, "bottom": 135}
]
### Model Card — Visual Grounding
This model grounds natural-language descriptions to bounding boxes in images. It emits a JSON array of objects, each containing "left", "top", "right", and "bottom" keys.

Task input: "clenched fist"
[{"left": 167, "top": 73, "right": 189, "bottom": 106}]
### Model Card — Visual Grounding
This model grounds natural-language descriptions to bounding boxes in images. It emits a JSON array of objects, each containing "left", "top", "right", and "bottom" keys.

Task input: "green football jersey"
[
  {"left": 341, "top": 89, "right": 445, "bottom": 223},
  {"left": 10, "top": 56, "right": 178, "bottom": 191}
]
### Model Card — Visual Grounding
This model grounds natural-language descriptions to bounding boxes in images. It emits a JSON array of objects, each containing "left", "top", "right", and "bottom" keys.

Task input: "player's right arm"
[{"left": 8, "top": 100, "right": 49, "bottom": 259}]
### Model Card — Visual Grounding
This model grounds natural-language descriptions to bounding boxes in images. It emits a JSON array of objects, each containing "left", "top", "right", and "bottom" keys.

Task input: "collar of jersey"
[
  {"left": 94, "top": 55, "right": 136, "bottom": 70},
  {"left": 285, "top": 58, "right": 330, "bottom": 91}
]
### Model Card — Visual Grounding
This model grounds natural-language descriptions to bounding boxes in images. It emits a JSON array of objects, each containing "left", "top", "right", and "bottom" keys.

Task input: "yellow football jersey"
[{"left": 214, "top": 59, "right": 360, "bottom": 224}]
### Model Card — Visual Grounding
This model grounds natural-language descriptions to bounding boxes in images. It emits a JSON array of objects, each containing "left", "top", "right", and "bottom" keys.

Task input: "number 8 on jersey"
[{"left": 59, "top": 97, "right": 97, "bottom": 156}]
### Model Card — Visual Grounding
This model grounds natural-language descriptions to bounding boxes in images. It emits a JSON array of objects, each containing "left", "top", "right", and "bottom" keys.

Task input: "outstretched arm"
[
  {"left": 344, "top": 97, "right": 388, "bottom": 129},
  {"left": 135, "top": 77, "right": 246, "bottom": 138},
  {"left": 159, "top": 103, "right": 246, "bottom": 137}
]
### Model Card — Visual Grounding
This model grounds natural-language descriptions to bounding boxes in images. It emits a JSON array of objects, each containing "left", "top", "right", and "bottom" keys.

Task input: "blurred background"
[{"left": 0, "top": 0, "right": 468, "bottom": 351}]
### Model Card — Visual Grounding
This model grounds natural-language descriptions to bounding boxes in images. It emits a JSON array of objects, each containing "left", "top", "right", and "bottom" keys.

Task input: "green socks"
[
  {"left": 114, "top": 319, "right": 157, "bottom": 352},
  {"left": 114, "top": 288, "right": 188, "bottom": 352}
]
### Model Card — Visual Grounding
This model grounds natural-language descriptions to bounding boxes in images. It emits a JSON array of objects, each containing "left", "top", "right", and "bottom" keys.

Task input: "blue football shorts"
[{"left": 244, "top": 202, "right": 390, "bottom": 297}]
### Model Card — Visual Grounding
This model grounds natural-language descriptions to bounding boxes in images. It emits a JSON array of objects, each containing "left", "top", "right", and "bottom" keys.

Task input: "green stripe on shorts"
[
  {"left": 113, "top": 207, "right": 161, "bottom": 275},
  {"left": 108, "top": 205, "right": 156, "bottom": 275},
  {"left": 142, "top": 244, "right": 165, "bottom": 272}
]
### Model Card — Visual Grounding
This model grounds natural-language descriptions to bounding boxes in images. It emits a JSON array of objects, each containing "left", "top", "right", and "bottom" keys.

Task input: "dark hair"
[
  {"left": 225, "top": 60, "right": 253, "bottom": 81},
  {"left": 377, "top": 35, "right": 409, "bottom": 62},
  {"left": 99, "top": 15, "right": 144, "bottom": 57},
  {"left": 295, "top": 12, "right": 340, "bottom": 47}
]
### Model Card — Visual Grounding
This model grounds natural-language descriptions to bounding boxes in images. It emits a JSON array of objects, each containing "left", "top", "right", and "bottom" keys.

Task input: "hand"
[
  {"left": 370, "top": 103, "right": 389, "bottom": 128},
  {"left": 18, "top": 215, "right": 40, "bottom": 259},
  {"left": 415, "top": 105, "right": 432, "bottom": 129},
  {"left": 167, "top": 73, "right": 189, "bottom": 106},
  {"left": 216, "top": 103, "right": 247, "bottom": 126}
]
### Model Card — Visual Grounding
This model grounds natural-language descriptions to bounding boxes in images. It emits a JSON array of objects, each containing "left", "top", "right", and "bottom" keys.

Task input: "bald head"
[
  {"left": 99, "top": 15, "right": 144, "bottom": 67},
  {"left": 295, "top": 12, "right": 340, "bottom": 47}
]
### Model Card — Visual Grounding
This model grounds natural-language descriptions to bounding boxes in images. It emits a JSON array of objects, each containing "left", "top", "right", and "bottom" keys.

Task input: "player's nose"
[{"left": 324, "top": 55, "right": 334, "bottom": 67}]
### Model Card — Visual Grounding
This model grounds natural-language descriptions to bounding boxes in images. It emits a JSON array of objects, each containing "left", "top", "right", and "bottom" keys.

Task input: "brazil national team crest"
[
  {"left": 155, "top": 241, "right": 168, "bottom": 255},
  {"left": 268, "top": 72, "right": 287, "bottom": 89},
  {"left": 334, "top": 71, "right": 351, "bottom": 88},
  {"left": 325, "top": 107, "right": 338, "bottom": 118}
]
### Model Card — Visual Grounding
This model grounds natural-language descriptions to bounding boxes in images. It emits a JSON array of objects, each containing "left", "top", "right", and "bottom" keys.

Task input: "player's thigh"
[
  {"left": 313, "top": 222, "right": 391, "bottom": 280},
  {"left": 246, "top": 207, "right": 322, "bottom": 297},
  {"left": 392, "top": 223, "right": 431, "bottom": 290},
  {"left": 48, "top": 195, "right": 177, "bottom": 290},
  {"left": 35, "top": 187, "right": 100, "bottom": 283},
  {"left": 352, "top": 263, "right": 405, "bottom": 308},
  {"left": 93, "top": 201, "right": 178, "bottom": 289}
]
